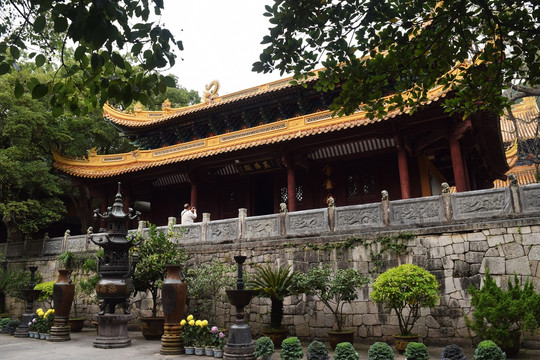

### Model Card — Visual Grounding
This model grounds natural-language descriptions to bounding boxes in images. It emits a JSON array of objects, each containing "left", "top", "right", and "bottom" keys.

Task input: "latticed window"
[
  {"left": 280, "top": 185, "right": 304, "bottom": 204},
  {"left": 347, "top": 171, "right": 375, "bottom": 199},
  {"left": 226, "top": 191, "right": 236, "bottom": 212},
  {"left": 280, "top": 187, "right": 288, "bottom": 203},
  {"left": 346, "top": 175, "right": 360, "bottom": 198},
  {"left": 295, "top": 185, "right": 303, "bottom": 202}
]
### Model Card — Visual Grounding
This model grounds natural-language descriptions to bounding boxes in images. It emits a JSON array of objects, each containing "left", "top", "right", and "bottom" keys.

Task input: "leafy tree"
[
  {"left": 0, "top": 0, "right": 183, "bottom": 115},
  {"left": 254, "top": 1, "right": 540, "bottom": 118}
]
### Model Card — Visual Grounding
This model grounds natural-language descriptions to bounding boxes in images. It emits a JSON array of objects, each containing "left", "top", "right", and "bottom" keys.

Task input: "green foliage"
[
  {"left": 367, "top": 342, "right": 395, "bottom": 360},
  {"left": 248, "top": 264, "right": 300, "bottom": 329},
  {"left": 4, "top": 268, "right": 42, "bottom": 300},
  {"left": 307, "top": 340, "right": 329, "bottom": 360},
  {"left": 186, "top": 260, "right": 235, "bottom": 326},
  {"left": 465, "top": 271, "right": 540, "bottom": 349},
  {"left": 294, "top": 266, "right": 369, "bottom": 331},
  {"left": 255, "top": 1, "right": 540, "bottom": 119},
  {"left": 334, "top": 342, "right": 359, "bottom": 360},
  {"left": 280, "top": 337, "right": 303, "bottom": 360},
  {"left": 441, "top": 344, "right": 467, "bottom": 360},
  {"left": 370, "top": 264, "right": 440, "bottom": 335},
  {"left": 473, "top": 340, "right": 506, "bottom": 360},
  {"left": 254, "top": 336, "right": 275, "bottom": 358},
  {"left": 34, "top": 281, "right": 55, "bottom": 306},
  {"left": 0, "top": 317, "right": 11, "bottom": 328},
  {"left": 133, "top": 223, "right": 189, "bottom": 317},
  {"left": 0, "top": 1, "right": 184, "bottom": 115},
  {"left": 404, "top": 342, "right": 429, "bottom": 360}
]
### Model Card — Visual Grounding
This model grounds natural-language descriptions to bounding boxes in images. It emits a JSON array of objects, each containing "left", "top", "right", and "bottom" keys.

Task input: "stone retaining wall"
[{"left": 2, "top": 183, "right": 540, "bottom": 347}]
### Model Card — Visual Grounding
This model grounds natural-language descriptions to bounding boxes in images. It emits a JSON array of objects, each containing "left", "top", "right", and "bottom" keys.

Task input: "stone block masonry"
[{"left": 3, "top": 183, "right": 540, "bottom": 347}]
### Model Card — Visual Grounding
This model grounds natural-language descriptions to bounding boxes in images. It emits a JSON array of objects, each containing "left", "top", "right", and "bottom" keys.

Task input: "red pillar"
[
  {"left": 190, "top": 177, "right": 198, "bottom": 208},
  {"left": 397, "top": 147, "right": 411, "bottom": 199},
  {"left": 450, "top": 134, "right": 467, "bottom": 192},
  {"left": 283, "top": 155, "right": 296, "bottom": 212}
]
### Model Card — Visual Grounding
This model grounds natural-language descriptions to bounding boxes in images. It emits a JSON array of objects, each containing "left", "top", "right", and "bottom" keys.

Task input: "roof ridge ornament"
[{"left": 203, "top": 80, "right": 220, "bottom": 104}]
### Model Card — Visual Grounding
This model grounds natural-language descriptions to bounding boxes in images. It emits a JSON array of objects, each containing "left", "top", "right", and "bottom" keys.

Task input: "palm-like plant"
[{"left": 249, "top": 264, "right": 298, "bottom": 329}]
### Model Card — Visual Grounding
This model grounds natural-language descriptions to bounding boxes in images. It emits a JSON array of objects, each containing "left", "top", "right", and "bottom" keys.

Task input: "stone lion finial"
[
  {"left": 508, "top": 174, "right": 518, "bottom": 186},
  {"left": 381, "top": 190, "right": 389, "bottom": 201},
  {"left": 279, "top": 202, "right": 288, "bottom": 214},
  {"left": 326, "top": 196, "right": 335, "bottom": 207},
  {"left": 441, "top": 182, "right": 450, "bottom": 194},
  {"left": 87, "top": 226, "right": 93, "bottom": 235}
]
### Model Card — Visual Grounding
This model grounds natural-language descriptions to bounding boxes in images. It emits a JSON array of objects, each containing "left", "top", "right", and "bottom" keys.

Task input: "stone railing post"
[
  {"left": 137, "top": 220, "right": 145, "bottom": 234},
  {"left": 238, "top": 208, "right": 247, "bottom": 240},
  {"left": 381, "top": 190, "right": 390, "bottom": 226},
  {"left": 279, "top": 203, "right": 287, "bottom": 236},
  {"left": 167, "top": 216, "right": 176, "bottom": 227},
  {"left": 327, "top": 196, "right": 335, "bottom": 231},
  {"left": 201, "top": 213, "right": 211, "bottom": 242},
  {"left": 508, "top": 174, "right": 522, "bottom": 214},
  {"left": 441, "top": 182, "right": 453, "bottom": 220}
]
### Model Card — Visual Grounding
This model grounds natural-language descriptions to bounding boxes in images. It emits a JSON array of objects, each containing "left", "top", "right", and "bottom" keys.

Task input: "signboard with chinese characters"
[{"left": 236, "top": 158, "right": 281, "bottom": 174}]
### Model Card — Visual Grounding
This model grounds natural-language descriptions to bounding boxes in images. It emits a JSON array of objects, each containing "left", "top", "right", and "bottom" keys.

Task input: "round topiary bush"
[
  {"left": 255, "top": 336, "right": 275, "bottom": 359},
  {"left": 334, "top": 342, "right": 359, "bottom": 360},
  {"left": 368, "top": 342, "right": 395, "bottom": 360},
  {"left": 307, "top": 340, "right": 329, "bottom": 360},
  {"left": 441, "top": 344, "right": 467, "bottom": 360},
  {"left": 473, "top": 340, "right": 506, "bottom": 360},
  {"left": 280, "top": 337, "right": 303, "bottom": 360},
  {"left": 404, "top": 342, "right": 429, "bottom": 360}
]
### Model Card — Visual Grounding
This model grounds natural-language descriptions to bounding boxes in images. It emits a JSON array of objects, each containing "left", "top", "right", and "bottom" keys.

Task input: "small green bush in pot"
[
  {"left": 473, "top": 340, "right": 506, "bottom": 360},
  {"left": 440, "top": 344, "right": 467, "bottom": 360},
  {"left": 280, "top": 337, "right": 303, "bottom": 360},
  {"left": 307, "top": 340, "right": 329, "bottom": 360},
  {"left": 404, "top": 342, "right": 429, "bottom": 360},
  {"left": 334, "top": 342, "right": 359, "bottom": 360},
  {"left": 368, "top": 342, "right": 395, "bottom": 360},
  {"left": 254, "top": 336, "right": 275, "bottom": 359}
]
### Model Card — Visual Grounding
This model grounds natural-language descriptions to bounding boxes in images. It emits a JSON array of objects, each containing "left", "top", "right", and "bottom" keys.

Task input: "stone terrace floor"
[{"left": 1, "top": 330, "right": 540, "bottom": 359}]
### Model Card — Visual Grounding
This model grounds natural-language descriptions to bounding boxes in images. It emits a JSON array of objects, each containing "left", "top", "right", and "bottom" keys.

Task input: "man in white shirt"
[{"left": 181, "top": 206, "right": 197, "bottom": 224}]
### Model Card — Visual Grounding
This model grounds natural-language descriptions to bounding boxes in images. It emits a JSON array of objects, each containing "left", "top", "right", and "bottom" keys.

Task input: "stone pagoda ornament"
[{"left": 89, "top": 182, "right": 140, "bottom": 349}]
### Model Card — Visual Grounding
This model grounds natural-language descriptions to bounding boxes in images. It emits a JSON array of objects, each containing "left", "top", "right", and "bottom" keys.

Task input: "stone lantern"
[{"left": 89, "top": 182, "right": 139, "bottom": 348}]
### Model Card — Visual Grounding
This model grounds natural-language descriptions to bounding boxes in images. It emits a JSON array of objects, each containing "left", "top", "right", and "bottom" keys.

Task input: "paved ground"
[{"left": 1, "top": 330, "right": 540, "bottom": 360}]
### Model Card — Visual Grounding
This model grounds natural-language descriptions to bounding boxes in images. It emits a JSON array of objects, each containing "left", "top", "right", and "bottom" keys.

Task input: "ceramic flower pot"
[
  {"left": 195, "top": 346, "right": 205, "bottom": 356},
  {"left": 213, "top": 348, "right": 224, "bottom": 358},
  {"left": 393, "top": 334, "right": 419, "bottom": 354},
  {"left": 161, "top": 265, "right": 187, "bottom": 325},
  {"left": 328, "top": 329, "right": 355, "bottom": 350},
  {"left": 205, "top": 346, "right": 214, "bottom": 356},
  {"left": 185, "top": 346, "right": 195, "bottom": 355}
]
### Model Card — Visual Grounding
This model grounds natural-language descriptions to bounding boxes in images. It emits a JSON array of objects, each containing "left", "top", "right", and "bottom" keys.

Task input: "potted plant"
[
  {"left": 132, "top": 223, "right": 189, "bottom": 339},
  {"left": 367, "top": 342, "right": 395, "bottom": 360},
  {"left": 211, "top": 326, "right": 226, "bottom": 358},
  {"left": 370, "top": 264, "right": 440, "bottom": 353},
  {"left": 249, "top": 264, "right": 299, "bottom": 347},
  {"left": 334, "top": 342, "right": 359, "bottom": 360},
  {"left": 34, "top": 281, "right": 55, "bottom": 307},
  {"left": 254, "top": 336, "right": 275, "bottom": 360},
  {"left": 404, "top": 342, "right": 429, "bottom": 360},
  {"left": 280, "top": 337, "right": 303, "bottom": 360},
  {"left": 180, "top": 315, "right": 196, "bottom": 354},
  {"left": 294, "top": 265, "right": 370, "bottom": 349},
  {"left": 306, "top": 340, "right": 329, "bottom": 360},
  {"left": 186, "top": 260, "right": 235, "bottom": 327},
  {"left": 465, "top": 271, "right": 539, "bottom": 357}
]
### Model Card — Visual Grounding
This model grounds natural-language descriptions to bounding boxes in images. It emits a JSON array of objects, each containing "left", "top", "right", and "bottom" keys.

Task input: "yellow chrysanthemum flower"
[
  {"left": 195, "top": 320, "right": 202, "bottom": 326},
  {"left": 187, "top": 315, "right": 193, "bottom": 321},
  {"left": 188, "top": 320, "right": 195, "bottom": 326},
  {"left": 180, "top": 320, "right": 186, "bottom": 326},
  {"left": 202, "top": 320, "right": 208, "bottom": 326},
  {"left": 36, "top": 309, "right": 44, "bottom": 317}
]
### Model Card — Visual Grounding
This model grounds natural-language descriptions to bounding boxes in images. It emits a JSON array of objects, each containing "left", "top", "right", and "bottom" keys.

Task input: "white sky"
[{"left": 160, "top": 0, "right": 286, "bottom": 97}]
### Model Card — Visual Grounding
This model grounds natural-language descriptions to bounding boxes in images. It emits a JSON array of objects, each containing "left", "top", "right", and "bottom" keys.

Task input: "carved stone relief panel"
[
  {"left": 452, "top": 188, "right": 511, "bottom": 220},
  {"left": 180, "top": 224, "right": 202, "bottom": 243},
  {"left": 335, "top": 204, "right": 381, "bottom": 230},
  {"left": 25, "top": 240, "right": 44, "bottom": 256},
  {"left": 391, "top": 196, "right": 444, "bottom": 225},
  {"left": 66, "top": 236, "right": 86, "bottom": 252},
  {"left": 287, "top": 209, "right": 328, "bottom": 235},
  {"left": 207, "top": 219, "right": 238, "bottom": 242},
  {"left": 43, "top": 239, "right": 63, "bottom": 255},
  {"left": 521, "top": 184, "right": 540, "bottom": 213},
  {"left": 6, "top": 243, "right": 23, "bottom": 257},
  {"left": 246, "top": 215, "right": 280, "bottom": 239}
]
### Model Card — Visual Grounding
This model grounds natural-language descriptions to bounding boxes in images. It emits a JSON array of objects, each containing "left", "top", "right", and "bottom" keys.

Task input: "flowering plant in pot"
[
  {"left": 180, "top": 315, "right": 197, "bottom": 350},
  {"left": 293, "top": 265, "right": 369, "bottom": 349},
  {"left": 370, "top": 264, "right": 440, "bottom": 353}
]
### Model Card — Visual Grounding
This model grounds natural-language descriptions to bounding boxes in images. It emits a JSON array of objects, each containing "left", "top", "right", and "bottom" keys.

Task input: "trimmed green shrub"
[
  {"left": 441, "top": 344, "right": 467, "bottom": 360},
  {"left": 0, "top": 317, "right": 11, "bottom": 328},
  {"left": 404, "top": 342, "right": 429, "bottom": 360},
  {"left": 307, "top": 340, "right": 329, "bottom": 360},
  {"left": 370, "top": 264, "right": 440, "bottom": 336},
  {"left": 334, "top": 342, "right": 359, "bottom": 360},
  {"left": 34, "top": 281, "right": 55, "bottom": 306},
  {"left": 368, "top": 342, "right": 395, "bottom": 360},
  {"left": 473, "top": 340, "right": 506, "bottom": 360},
  {"left": 255, "top": 336, "right": 275, "bottom": 358},
  {"left": 280, "top": 337, "right": 303, "bottom": 360}
]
